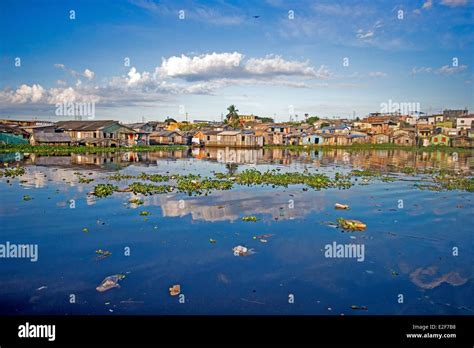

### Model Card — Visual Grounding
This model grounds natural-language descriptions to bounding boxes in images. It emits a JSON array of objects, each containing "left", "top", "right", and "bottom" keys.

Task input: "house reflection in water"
[
  {"left": 155, "top": 189, "right": 328, "bottom": 222},
  {"left": 18, "top": 148, "right": 474, "bottom": 173}
]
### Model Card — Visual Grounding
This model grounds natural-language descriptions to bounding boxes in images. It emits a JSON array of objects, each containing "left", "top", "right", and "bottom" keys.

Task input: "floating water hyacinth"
[
  {"left": 337, "top": 218, "right": 367, "bottom": 231},
  {"left": 242, "top": 215, "right": 258, "bottom": 222},
  {"left": 92, "top": 184, "right": 118, "bottom": 198}
]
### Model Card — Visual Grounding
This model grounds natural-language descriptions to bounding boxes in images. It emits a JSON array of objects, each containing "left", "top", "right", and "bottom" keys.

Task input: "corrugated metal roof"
[
  {"left": 33, "top": 132, "right": 72, "bottom": 142},
  {"left": 56, "top": 120, "right": 118, "bottom": 131},
  {"left": 218, "top": 131, "right": 242, "bottom": 136},
  {"left": 152, "top": 130, "right": 182, "bottom": 137}
]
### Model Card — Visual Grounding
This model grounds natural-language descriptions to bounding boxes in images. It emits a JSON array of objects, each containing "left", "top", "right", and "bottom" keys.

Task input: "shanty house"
[
  {"left": 430, "top": 134, "right": 450, "bottom": 146},
  {"left": 30, "top": 132, "right": 72, "bottom": 146},
  {"left": 55, "top": 120, "right": 136, "bottom": 146},
  {"left": 205, "top": 130, "right": 263, "bottom": 148},
  {"left": 0, "top": 124, "right": 30, "bottom": 144},
  {"left": 371, "top": 133, "right": 390, "bottom": 144},
  {"left": 149, "top": 131, "right": 184, "bottom": 145}
]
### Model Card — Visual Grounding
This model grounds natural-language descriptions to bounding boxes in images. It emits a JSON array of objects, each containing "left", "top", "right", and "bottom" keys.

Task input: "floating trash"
[
  {"left": 321, "top": 221, "right": 338, "bottom": 228},
  {"left": 260, "top": 239, "right": 268, "bottom": 243},
  {"left": 139, "top": 211, "right": 150, "bottom": 216},
  {"left": 36, "top": 286, "right": 47, "bottom": 291},
  {"left": 169, "top": 284, "right": 181, "bottom": 296},
  {"left": 82, "top": 228, "right": 89, "bottom": 233},
  {"left": 23, "top": 195, "right": 32, "bottom": 201},
  {"left": 233, "top": 245, "right": 255, "bottom": 256},
  {"left": 96, "top": 274, "right": 126, "bottom": 293},
  {"left": 335, "top": 203, "right": 349, "bottom": 210},
  {"left": 253, "top": 234, "right": 273, "bottom": 240},
  {"left": 350, "top": 305, "right": 368, "bottom": 310},
  {"left": 95, "top": 249, "right": 112, "bottom": 260},
  {"left": 209, "top": 239, "right": 217, "bottom": 244},
  {"left": 337, "top": 218, "right": 366, "bottom": 231}
]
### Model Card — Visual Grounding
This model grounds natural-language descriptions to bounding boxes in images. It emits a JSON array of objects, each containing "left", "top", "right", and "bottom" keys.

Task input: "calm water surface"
[{"left": 0, "top": 148, "right": 473, "bottom": 315}]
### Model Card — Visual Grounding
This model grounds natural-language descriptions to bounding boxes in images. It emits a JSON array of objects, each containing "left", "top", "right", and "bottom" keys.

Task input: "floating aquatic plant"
[
  {"left": 242, "top": 215, "right": 258, "bottom": 222},
  {"left": 92, "top": 184, "right": 118, "bottom": 198}
]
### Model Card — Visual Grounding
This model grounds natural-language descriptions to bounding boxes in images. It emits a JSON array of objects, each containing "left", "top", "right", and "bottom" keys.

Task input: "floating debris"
[
  {"left": 241, "top": 298, "right": 265, "bottom": 305},
  {"left": 82, "top": 228, "right": 89, "bottom": 233},
  {"left": 232, "top": 245, "right": 255, "bottom": 256},
  {"left": 350, "top": 305, "right": 368, "bottom": 310},
  {"left": 209, "top": 239, "right": 217, "bottom": 244},
  {"left": 96, "top": 274, "right": 126, "bottom": 293},
  {"left": 36, "top": 286, "right": 47, "bottom": 291},
  {"left": 337, "top": 218, "right": 366, "bottom": 231},
  {"left": 169, "top": 284, "right": 181, "bottom": 296},
  {"left": 139, "top": 211, "right": 150, "bottom": 216},
  {"left": 335, "top": 203, "right": 349, "bottom": 210},
  {"left": 260, "top": 239, "right": 268, "bottom": 243},
  {"left": 321, "top": 221, "right": 338, "bottom": 228},
  {"left": 95, "top": 249, "right": 112, "bottom": 260},
  {"left": 23, "top": 195, "right": 32, "bottom": 201},
  {"left": 253, "top": 234, "right": 273, "bottom": 239},
  {"left": 120, "top": 299, "right": 145, "bottom": 304}
]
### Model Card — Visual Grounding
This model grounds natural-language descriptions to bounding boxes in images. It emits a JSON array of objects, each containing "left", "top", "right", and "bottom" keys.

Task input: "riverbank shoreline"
[{"left": 1, "top": 143, "right": 473, "bottom": 155}]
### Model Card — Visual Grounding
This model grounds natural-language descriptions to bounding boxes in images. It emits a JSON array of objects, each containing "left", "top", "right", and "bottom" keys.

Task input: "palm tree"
[
  {"left": 225, "top": 163, "right": 238, "bottom": 175},
  {"left": 226, "top": 105, "right": 239, "bottom": 124}
]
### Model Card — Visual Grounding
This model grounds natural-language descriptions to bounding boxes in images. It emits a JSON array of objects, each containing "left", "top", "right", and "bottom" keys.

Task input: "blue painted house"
[{"left": 302, "top": 134, "right": 323, "bottom": 145}]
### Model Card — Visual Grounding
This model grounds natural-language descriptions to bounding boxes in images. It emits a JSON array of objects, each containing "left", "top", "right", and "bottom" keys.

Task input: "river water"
[{"left": 0, "top": 148, "right": 473, "bottom": 315}]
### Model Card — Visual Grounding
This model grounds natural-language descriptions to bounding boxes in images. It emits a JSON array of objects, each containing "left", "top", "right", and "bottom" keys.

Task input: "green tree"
[
  {"left": 256, "top": 116, "right": 274, "bottom": 123},
  {"left": 306, "top": 116, "right": 320, "bottom": 124},
  {"left": 225, "top": 163, "right": 238, "bottom": 175},
  {"left": 164, "top": 118, "right": 177, "bottom": 124},
  {"left": 225, "top": 105, "right": 239, "bottom": 124}
]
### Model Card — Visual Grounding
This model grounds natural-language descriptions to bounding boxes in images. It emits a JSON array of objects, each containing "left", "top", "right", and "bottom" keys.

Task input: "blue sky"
[{"left": 0, "top": 0, "right": 473, "bottom": 122}]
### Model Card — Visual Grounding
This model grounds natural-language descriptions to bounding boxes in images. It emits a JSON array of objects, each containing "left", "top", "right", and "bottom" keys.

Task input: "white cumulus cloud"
[
  {"left": 9, "top": 84, "right": 45, "bottom": 104},
  {"left": 156, "top": 52, "right": 243, "bottom": 80},
  {"left": 83, "top": 69, "right": 95, "bottom": 80}
]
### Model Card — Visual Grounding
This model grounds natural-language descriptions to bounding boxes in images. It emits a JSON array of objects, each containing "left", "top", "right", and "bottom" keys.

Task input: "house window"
[
  {"left": 241, "top": 136, "right": 245, "bottom": 141},
  {"left": 207, "top": 136, "right": 210, "bottom": 141},
  {"left": 434, "top": 138, "right": 438, "bottom": 142},
  {"left": 461, "top": 120, "right": 465, "bottom": 123},
  {"left": 442, "top": 137, "right": 446, "bottom": 142}
]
